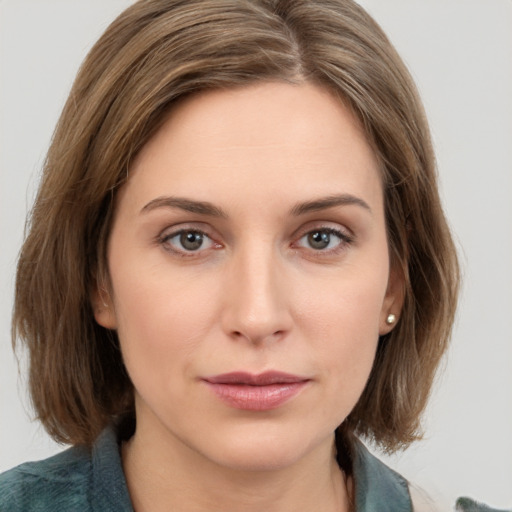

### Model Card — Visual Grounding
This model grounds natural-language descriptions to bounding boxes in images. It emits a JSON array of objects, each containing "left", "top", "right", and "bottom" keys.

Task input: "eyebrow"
[
  {"left": 140, "top": 193, "right": 371, "bottom": 218},
  {"left": 290, "top": 194, "right": 372, "bottom": 216},
  {"left": 141, "top": 196, "right": 228, "bottom": 218}
]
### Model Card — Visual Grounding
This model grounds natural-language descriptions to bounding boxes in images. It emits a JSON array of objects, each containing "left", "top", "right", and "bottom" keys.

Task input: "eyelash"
[
  {"left": 293, "top": 226, "right": 354, "bottom": 255},
  {"left": 157, "top": 225, "right": 354, "bottom": 258},
  {"left": 158, "top": 228, "right": 221, "bottom": 258}
]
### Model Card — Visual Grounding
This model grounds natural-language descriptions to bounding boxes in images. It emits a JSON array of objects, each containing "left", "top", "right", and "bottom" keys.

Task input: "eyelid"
[
  {"left": 154, "top": 220, "right": 354, "bottom": 258},
  {"left": 291, "top": 223, "right": 355, "bottom": 254},
  {"left": 294, "top": 220, "right": 354, "bottom": 241},
  {"left": 157, "top": 223, "right": 222, "bottom": 257}
]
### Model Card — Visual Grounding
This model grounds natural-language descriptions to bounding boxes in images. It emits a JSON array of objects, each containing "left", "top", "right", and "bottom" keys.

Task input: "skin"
[{"left": 94, "top": 81, "right": 403, "bottom": 512}]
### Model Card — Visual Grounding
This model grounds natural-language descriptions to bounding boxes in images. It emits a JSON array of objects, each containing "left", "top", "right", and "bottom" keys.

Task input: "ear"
[
  {"left": 379, "top": 262, "right": 405, "bottom": 335},
  {"left": 91, "top": 283, "right": 118, "bottom": 330}
]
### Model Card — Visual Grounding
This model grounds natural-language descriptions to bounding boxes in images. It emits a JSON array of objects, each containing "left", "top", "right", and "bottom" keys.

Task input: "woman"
[{"left": 0, "top": 0, "right": 500, "bottom": 510}]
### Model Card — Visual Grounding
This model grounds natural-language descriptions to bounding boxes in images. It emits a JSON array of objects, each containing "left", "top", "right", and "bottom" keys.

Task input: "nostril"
[{"left": 230, "top": 329, "right": 285, "bottom": 344}]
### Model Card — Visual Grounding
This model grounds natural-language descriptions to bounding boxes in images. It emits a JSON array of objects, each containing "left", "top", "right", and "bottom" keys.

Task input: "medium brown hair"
[{"left": 13, "top": 0, "right": 459, "bottom": 453}]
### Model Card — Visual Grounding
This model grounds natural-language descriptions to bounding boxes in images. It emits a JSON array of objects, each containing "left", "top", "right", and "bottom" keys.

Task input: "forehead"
[
  {"left": 143, "top": 81, "right": 373, "bottom": 162},
  {"left": 122, "top": 81, "right": 383, "bottom": 214}
]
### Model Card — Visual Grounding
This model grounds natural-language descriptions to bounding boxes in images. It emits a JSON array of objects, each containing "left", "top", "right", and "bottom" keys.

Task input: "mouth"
[{"left": 202, "top": 371, "right": 310, "bottom": 411}]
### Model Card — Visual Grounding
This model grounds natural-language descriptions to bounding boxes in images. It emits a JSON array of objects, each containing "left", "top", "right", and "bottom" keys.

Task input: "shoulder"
[
  {"left": 0, "top": 445, "right": 92, "bottom": 511},
  {"left": 0, "top": 427, "right": 133, "bottom": 512},
  {"left": 351, "top": 439, "right": 413, "bottom": 511},
  {"left": 455, "top": 497, "right": 512, "bottom": 512},
  {"left": 350, "top": 440, "right": 434, "bottom": 512},
  {"left": 350, "top": 440, "right": 510, "bottom": 512}
]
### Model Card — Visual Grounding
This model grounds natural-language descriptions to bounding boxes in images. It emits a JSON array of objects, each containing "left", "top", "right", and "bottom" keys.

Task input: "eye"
[
  {"left": 296, "top": 227, "right": 352, "bottom": 252},
  {"left": 160, "top": 229, "right": 217, "bottom": 254}
]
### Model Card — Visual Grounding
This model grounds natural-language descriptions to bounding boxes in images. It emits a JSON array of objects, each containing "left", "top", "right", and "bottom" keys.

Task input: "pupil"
[
  {"left": 308, "top": 231, "right": 330, "bottom": 249},
  {"left": 180, "top": 231, "right": 203, "bottom": 250}
]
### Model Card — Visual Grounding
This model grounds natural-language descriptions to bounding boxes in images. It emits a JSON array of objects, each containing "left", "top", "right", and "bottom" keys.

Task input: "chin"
[
  {"left": 213, "top": 447, "right": 306, "bottom": 473},
  {"left": 201, "top": 425, "right": 333, "bottom": 473}
]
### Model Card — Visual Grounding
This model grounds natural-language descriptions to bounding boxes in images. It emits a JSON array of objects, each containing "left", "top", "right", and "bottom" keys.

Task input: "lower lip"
[{"left": 204, "top": 382, "right": 308, "bottom": 411}]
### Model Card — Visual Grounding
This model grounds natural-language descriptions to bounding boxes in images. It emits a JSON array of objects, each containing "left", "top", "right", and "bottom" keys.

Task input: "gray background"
[{"left": 1, "top": 1, "right": 511, "bottom": 508}]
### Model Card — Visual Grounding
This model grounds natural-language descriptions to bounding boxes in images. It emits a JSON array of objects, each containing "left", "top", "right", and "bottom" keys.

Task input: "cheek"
[
  {"left": 297, "top": 261, "right": 387, "bottom": 344},
  {"left": 294, "top": 265, "right": 388, "bottom": 405},
  {"left": 315, "top": 296, "right": 380, "bottom": 388},
  {"left": 109, "top": 261, "right": 221, "bottom": 387}
]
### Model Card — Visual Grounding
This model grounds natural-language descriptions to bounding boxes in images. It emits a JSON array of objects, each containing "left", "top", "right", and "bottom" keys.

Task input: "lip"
[{"left": 202, "top": 371, "right": 310, "bottom": 411}]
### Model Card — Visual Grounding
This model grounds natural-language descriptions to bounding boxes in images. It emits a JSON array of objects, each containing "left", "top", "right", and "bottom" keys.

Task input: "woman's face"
[{"left": 95, "top": 82, "right": 402, "bottom": 471}]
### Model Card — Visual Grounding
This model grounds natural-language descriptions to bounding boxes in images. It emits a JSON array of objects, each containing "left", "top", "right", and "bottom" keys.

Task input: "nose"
[{"left": 221, "top": 244, "right": 292, "bottom": 345}]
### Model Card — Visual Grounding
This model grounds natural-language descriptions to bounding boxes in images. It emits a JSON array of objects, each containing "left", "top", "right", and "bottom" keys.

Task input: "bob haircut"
[{"left": 13, "top": 0, "right": 459, "bottom": 455}]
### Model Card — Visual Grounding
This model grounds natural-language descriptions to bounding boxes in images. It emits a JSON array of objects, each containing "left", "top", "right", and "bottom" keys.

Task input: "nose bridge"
[{"left": 222, "top": 239, "right": 290, "bottom": 344}]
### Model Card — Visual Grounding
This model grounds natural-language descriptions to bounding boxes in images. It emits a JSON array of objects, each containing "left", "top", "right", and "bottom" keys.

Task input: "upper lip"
[{"left": 204, "top": 371, "right": 309, "bottom": 386}]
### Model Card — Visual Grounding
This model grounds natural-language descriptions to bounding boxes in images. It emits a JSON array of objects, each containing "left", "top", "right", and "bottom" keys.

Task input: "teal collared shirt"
[
  {"left": 0, "top": 428, "right": 504, "bottom": 511},
  {"left": 0, "top": 429, "right": 132, "bottom": 511}
]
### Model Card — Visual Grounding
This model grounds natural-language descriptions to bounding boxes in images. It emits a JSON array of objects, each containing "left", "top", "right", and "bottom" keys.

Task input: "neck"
[{"left": 122, "top": 418, "right": 352, "bottom": 512}]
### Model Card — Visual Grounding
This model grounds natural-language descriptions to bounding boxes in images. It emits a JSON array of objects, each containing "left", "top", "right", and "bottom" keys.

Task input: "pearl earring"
[{"left": 386, "top": 314, "right": 396, "bottom": 325}]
